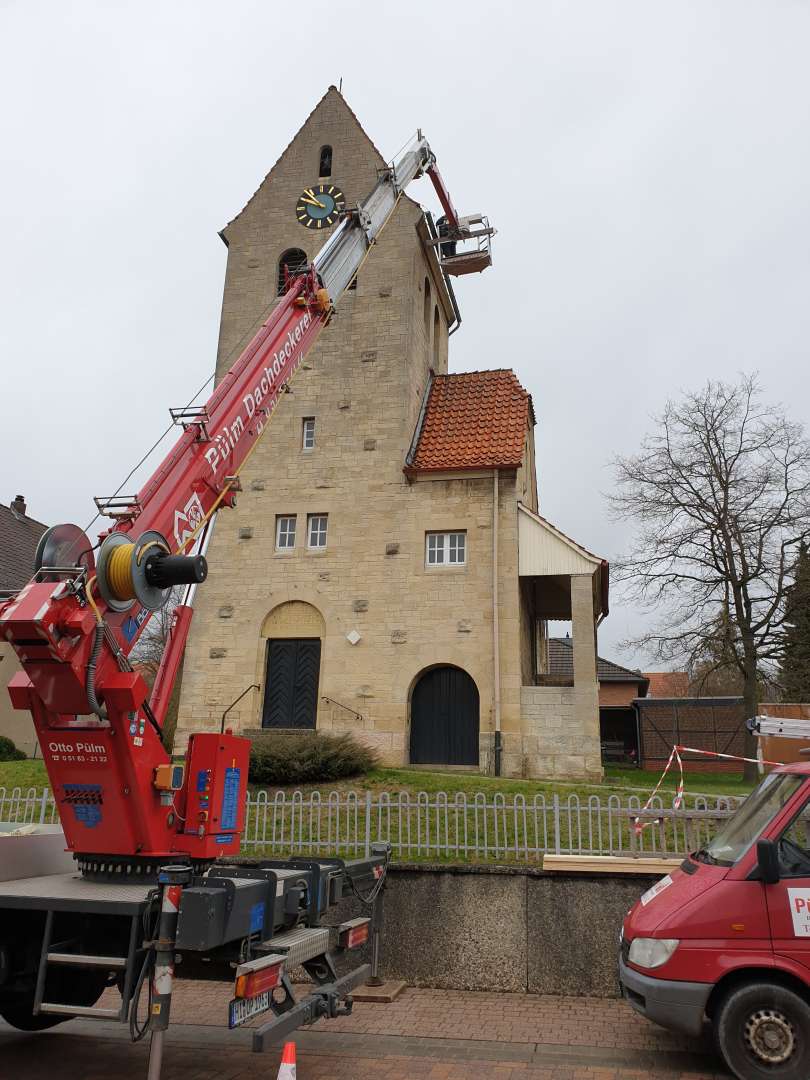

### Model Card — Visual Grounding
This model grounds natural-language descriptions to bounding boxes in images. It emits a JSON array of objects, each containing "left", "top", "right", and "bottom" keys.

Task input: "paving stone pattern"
[{"left": 0, "top": 981, "right": 730, "bottom": 1079}]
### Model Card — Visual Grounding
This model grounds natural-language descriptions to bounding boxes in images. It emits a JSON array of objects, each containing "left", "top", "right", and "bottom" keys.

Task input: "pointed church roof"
[{"left": 220, "top": 85, "right": 388, "bottom": 240}]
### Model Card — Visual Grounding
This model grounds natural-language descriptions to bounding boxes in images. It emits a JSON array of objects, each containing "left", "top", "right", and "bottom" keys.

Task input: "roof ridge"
[
  {"left": 0, "top": 502, "right": 48, "bottom": 529},
  {"left": 436, "top": 368, "right": 518, "bottom": 376},
  {"left": 221, "top": 85, "right": 387, "bottom": 237},
  {"left": 548, "top": 637, "right": 646, "bottom": 680}
]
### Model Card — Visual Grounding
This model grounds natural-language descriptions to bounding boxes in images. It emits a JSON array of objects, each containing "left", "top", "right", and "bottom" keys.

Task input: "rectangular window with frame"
[
  {"left": 307, "top": 514, "right": 328, "bottom": 549},
  {"left": 426, "top": 531, "right": 466, "bottom": 566},
  {"left": 302, "top": 417, "right": 316, "bottom": 450},
  {"left": 275, "top": 515, "right": 296, "bottom": 550}
]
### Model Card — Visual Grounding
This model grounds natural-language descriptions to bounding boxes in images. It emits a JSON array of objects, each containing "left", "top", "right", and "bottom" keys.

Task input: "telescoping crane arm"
[{"left": 0, "top": 132, "right": 494, "bottom": 871}]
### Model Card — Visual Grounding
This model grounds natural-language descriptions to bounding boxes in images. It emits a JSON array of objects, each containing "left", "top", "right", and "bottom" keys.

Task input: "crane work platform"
[{"left": 432, "top": 213, "right": 495, "bottom": 276}]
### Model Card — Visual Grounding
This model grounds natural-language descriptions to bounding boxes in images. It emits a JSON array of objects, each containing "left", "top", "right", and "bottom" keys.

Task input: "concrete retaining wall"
[{"left": 324, "top": 863, "right": 660, "bottom": 997}]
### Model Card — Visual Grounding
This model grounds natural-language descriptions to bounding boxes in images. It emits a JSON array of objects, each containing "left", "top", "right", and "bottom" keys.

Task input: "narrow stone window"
[
  {"left": 319, "top": 145, "right": 333, "bottom": 177},
  {"left": 302, "top": 417, "right": 316, "bottom": 450},
  {"left": 433, "top": 306, "right": 441, "bottom": 368},
  {"left": 277, "top": 248, "right": 307, "bottom": 296},
  {"left": 426, "top": 531, "right": 466, "bottom": 566},
  {"left": 308, "top": 514, "right": 328, "bottom": 549},
  {"left": 275, "top": 515, "right": 296, "bottom": 550},
  {"left": 423, "top": 276, "right": 431, "bottom": 337}
]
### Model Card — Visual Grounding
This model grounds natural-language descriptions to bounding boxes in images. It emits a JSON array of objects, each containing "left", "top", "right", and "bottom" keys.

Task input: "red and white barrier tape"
[
  {"left": 633, "top": 745, "right": 683, "bottom": 834},
  {"left": 674, "top": 745, "right": 784, "bottom": 768},
  {"left": 633, "top": 744, "right": 785, "bottom": 835}
]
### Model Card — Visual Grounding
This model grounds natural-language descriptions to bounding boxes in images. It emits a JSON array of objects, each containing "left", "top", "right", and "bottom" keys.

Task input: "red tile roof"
[
  {"left": 645, "top": 672, "right": 690, "bottom": 698},
  {"left": 407, "top": 370, "right": 533, "bottom": 472}
]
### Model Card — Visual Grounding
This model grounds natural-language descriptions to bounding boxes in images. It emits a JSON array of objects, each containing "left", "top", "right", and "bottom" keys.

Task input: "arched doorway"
[
  {"left": 410, "top": 666, "right": 479, "bottom": 766},
  {"left": 260, "top": 601, "right": 324, "bottom": 730}
]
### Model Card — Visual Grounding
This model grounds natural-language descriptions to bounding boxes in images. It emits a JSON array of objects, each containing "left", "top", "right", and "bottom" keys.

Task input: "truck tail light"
[
  {"left": 338, "top": 917, "right": 370, "bottom": 949},
  {"left": 234, "top": 953, "right": 285, "bottom": 998}
]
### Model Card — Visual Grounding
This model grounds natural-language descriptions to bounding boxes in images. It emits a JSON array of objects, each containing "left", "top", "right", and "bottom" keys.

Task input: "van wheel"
[{"left": 715, "top": 981, "right": 810, "bottom": 1080}]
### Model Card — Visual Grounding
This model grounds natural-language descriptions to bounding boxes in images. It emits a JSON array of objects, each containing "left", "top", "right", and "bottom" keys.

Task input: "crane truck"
[{"left": 0, "top": 130, "right": 494, "bottom": 1078}]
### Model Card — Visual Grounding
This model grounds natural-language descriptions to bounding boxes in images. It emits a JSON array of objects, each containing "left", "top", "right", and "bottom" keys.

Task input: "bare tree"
[
  {"left": 130, "top": 590, "right": 181, "bottom": 684},
  {"left": 610, "top": 375, "right": 810, "bottom": 778}
]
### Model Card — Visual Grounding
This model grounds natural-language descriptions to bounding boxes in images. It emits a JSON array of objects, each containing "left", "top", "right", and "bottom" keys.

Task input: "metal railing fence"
[
  {"left": 0, "top": 787, "right": 59, "bottom": 827},
  {"left": 0, "top": 786, "right": 742, "bottom": 863}
]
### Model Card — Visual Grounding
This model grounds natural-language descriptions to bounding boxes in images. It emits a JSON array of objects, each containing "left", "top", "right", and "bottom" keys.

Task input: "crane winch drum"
[{"left": 95, "top": 530, "right": 207, "bottom": 612}]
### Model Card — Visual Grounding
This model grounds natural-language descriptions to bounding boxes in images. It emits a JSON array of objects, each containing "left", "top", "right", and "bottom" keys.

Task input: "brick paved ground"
[{"left": 0, "top": 980, "right": 730, "bottom": 1079}]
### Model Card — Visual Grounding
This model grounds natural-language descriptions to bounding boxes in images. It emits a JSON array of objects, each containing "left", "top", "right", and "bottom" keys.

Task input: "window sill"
[
  {"left": 424, "top": 563, "right": 467, "bottom": 573},
  {"left": 305, "top": 548, "right": 329, "bottom": 556}
]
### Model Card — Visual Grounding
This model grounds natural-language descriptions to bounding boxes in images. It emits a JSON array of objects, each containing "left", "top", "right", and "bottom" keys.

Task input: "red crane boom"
[{"left": 0, "top": 132, "right": 494, "bottom": 873}]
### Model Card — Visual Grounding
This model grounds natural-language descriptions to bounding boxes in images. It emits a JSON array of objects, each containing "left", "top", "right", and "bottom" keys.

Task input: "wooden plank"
[{"left": 542, "top": 854, "right": 681, "bottom": 874}]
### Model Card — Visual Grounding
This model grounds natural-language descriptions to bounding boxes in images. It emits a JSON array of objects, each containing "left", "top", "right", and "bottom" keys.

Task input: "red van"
[{"left": 620, "top": 763, "right": 810, "bottom": 1080}]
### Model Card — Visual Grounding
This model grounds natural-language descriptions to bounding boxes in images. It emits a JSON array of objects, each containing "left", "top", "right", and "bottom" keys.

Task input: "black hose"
[
  {"left": 129, "top": 895, "right": 160, "bottom": 1042},
  {"left": 86, "top": 622, "right": 107, "bottom": 718},
  {"left": 129, "top": 947, "right": 155, "bottom": 1042},
  {"left": 142, "top": 700, "right": 167, "bottom": 750},
  {"left": 346, "top": 848, "right": 390, "bottom": 906}
]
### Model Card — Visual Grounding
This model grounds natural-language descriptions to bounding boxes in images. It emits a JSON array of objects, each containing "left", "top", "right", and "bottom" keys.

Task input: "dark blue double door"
[{"left": 262, "top": 638, "right": 321, "bottom": 729}]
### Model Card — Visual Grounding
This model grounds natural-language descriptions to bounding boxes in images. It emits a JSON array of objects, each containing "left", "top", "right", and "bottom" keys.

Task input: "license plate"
[{"left": 228, "top": 991, "right": 272, "bottom": 1029}]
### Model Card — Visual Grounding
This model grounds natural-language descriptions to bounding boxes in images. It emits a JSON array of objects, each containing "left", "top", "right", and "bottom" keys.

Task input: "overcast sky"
[{"left": 2, "top": 1, "right": 809, "bottom": 669}]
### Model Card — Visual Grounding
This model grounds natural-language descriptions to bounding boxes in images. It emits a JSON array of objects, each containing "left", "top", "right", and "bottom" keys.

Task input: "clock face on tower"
[{"left": 296, "top": 184, "right": 346, "bottom": 229}]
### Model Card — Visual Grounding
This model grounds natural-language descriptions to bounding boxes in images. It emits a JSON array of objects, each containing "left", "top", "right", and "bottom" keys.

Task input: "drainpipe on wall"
[{"left": 492, "top": 469, "right": 502, "bottom": 776}]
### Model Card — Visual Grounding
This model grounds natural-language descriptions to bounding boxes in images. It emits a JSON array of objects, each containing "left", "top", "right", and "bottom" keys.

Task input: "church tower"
[
  {"left": 177, "top": 87, "right": 604, "bottom": 781},
  {"left": 176, "top": 87, "right": 459, "bottom": 760}
]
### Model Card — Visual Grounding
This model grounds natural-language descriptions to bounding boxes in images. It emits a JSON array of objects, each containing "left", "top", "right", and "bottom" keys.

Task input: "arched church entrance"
[
  {"left": 410, "top": 666, "right": 479, "bottom": 766},
  {"left": 260, "top": 601, "right": 324, "bottom": 729}
]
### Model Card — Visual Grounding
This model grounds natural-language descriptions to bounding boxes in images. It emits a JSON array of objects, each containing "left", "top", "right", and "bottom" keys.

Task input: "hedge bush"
[
  {"left": 0, "top": 736, "right": 26, "bottom": 762},
  {"left": 249, "top": 731, "right": 378, "bottom": 786}
]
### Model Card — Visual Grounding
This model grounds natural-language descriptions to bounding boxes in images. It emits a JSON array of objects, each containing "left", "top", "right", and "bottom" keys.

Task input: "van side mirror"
[{"left": 757, "top": 839, "right": 780, "bottom": 885}]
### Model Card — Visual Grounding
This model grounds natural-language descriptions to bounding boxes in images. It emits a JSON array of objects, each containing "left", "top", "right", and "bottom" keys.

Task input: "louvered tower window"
[{"left": 277, "top": 248, "right": 307, "bottom": 296}]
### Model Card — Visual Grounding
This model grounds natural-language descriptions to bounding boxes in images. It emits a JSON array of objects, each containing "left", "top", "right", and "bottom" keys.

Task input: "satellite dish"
[{"left": 35, "top": 523, "right": 95, "bottom": 580}]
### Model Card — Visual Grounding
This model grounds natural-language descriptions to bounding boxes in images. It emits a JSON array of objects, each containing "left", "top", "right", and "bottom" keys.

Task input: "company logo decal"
[
  {"left": 63, "top": 783, "right": 103, "bottom": 828},
  {"left": 788, "top": 888, "right": 810, "bottom": 936},
  {"left": 122, "top": 607, "right": 150, "bottom": 642},
  {"left": 640, "top": 874, "right": 673, "bottom": 907},
  {"left": 174, "top": 492, "right": 205, "bottom": 549},
  {"left": 204, "top": 311, "right": 312, "bottom": 476}
]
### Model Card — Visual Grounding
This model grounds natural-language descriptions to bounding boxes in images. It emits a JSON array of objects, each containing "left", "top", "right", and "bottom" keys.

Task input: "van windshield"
[{"left": 703, "top": 773, "right": 804, "bottom": 866}]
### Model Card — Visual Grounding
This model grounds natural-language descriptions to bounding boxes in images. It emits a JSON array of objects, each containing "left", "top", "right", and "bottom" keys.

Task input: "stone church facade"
[{"left": 177, "top": 88, "right": 608, "bottom": 781}]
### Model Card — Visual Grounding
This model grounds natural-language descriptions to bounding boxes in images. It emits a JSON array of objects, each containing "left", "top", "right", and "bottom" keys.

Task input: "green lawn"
[
  {"left": 0, "top": 759, "right": 755, "bottom": 804},
  {"left": 604, "top": 765, "right": 756, "bottom": 800},
  {"left": 0, "top": 758, "right": 48, "bottom": 791},
  {"left": 0, "top": 758, "right": 751, "bottom": 864}
]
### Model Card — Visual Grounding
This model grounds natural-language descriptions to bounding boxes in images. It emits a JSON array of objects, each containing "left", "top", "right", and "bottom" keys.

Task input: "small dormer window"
[{"left": 319, "top": 146, "right": 333, "bottom": 177}]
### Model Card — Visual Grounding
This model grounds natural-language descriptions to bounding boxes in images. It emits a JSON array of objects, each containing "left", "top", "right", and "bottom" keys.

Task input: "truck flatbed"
[{"left": 0, "top": 872, "right": 153, "bottom": 914}]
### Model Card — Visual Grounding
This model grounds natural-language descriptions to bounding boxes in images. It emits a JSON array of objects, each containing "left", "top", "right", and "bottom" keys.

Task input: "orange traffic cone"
[{"left": 277, "top": 1041, "right": 296, "bottom": 1079}]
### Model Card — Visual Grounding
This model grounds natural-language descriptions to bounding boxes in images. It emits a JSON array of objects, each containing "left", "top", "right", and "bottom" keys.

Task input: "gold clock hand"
[
  {"left": 304, "top": 189, "right": 327, "bottom": 209},
  {"left": 300, "top": 195, "right": 327, "bottom": 209}
]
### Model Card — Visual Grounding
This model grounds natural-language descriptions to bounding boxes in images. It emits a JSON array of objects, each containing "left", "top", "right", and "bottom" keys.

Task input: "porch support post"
[{"left": 570, "top": 573, "right": 603, "bottom": 779}]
